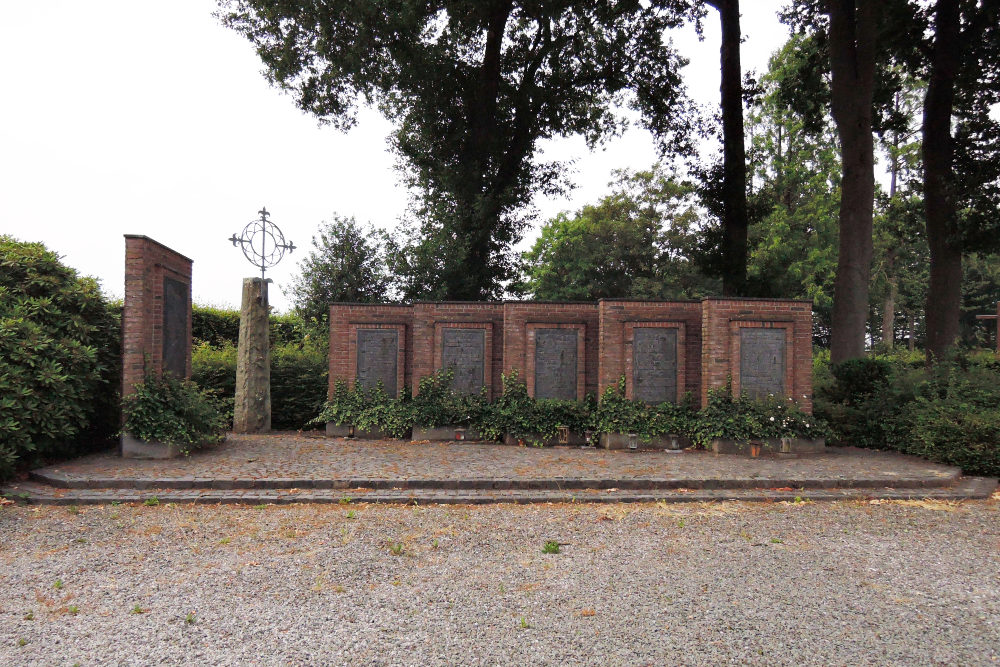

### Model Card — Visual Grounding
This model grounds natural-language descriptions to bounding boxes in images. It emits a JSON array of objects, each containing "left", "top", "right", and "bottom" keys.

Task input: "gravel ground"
[{"left": 1, "top": 497, "right": 998, "bottom": 666}]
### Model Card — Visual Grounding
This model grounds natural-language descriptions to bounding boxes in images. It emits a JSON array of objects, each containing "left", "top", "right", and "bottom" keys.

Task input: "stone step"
[
  {"left": 29, "top": 470, "right": 963, "bottom": 492},
  {"left": 3, "top": 477, "right": 995, "bottom": 506}
]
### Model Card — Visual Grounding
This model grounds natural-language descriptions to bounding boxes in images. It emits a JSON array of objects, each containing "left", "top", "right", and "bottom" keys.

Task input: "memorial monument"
[{"left": 228, "top": 207, "right": 294, "bottom": 433}]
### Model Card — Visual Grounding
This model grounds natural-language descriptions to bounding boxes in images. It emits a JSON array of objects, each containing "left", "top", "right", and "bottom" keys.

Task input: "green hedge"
[
  {"left": 815, "top": 352, "right": 1000, "bottom": 477},
  {"left": 193, "top": 305, "right": 326, "bottom": 347},
  {"left": 0, "top": 236, "right": 121, "bottom": 481},
  {"left": 192, "top": 340, "right": 328, "bottom": 430}
]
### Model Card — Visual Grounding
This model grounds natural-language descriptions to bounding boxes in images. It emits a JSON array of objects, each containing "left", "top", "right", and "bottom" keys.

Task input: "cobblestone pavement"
[
  {"left": 28, "top": 432, "right": 964, "bottom": 486},
  {"left": 0, "top": 498, "right": 998, "bottom": 665}
]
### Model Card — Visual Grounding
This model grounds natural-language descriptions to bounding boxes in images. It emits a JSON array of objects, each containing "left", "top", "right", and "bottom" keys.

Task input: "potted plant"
[{"left": 120, "top": 374, "right": 227, "bottom": 459}]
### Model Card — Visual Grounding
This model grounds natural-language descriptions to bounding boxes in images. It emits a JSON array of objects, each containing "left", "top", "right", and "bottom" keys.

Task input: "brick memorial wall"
[
  {"left": 122, "top": 235, "right": 193, "bottom": 398},
  {"left": 329, "top": 298, "right": 814, "bottom": 411}
]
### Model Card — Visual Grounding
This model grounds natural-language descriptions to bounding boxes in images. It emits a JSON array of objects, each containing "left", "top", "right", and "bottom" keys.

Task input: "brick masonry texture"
[
  {"left": 122, "top": 235, "right": 193, "bottom": 398},
  {"left": 329, "top": 299, "right": 814, "bottom": 411}
]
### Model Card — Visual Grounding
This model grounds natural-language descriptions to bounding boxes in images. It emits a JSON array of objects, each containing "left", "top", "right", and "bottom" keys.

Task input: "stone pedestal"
[{"left": 233, "top": 278, "right": 270, "bottom": 433}]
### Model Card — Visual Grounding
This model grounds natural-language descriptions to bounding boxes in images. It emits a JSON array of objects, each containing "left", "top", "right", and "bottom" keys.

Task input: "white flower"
[{"left": 769, "top": 416, "right": 775, "bottom": 422}]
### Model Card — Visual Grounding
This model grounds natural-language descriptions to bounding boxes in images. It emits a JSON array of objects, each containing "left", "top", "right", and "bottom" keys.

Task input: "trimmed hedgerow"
[{"left": 191, "top": 340, "right": 327, "bottom": 431}]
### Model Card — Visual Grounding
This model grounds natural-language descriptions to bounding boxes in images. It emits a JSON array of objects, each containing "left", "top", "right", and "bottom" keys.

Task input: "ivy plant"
[{"left": 121, "top": 375, "right": 227, "bottom": 452}]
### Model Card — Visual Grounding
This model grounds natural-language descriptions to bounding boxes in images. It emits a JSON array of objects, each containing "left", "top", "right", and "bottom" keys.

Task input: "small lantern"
[
  {"left": 348, "top": 425, "right": 355, "bottom": 439},
  {"left": 455, "top": 428, "right": 466, "bottom": 441},
  {"left": 583, "top": 430, "right": 594, "bottom": 448},
  {"left": 666, "top": 435, "right": 682, "bottom": 454},
  {"left": 557, "top": 426, "right": 570, "bottom": 445},
  {"left": 628, "top": 432, "right": 638, "bottom": 450}
]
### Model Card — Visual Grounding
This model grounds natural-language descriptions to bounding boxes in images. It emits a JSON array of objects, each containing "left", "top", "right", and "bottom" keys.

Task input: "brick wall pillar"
[{"left": 122, "top": 235, "right": 193, "bottom": 398}]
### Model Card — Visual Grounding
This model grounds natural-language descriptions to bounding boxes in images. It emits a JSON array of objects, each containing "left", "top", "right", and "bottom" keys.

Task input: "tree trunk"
[
  {"left": 708, "top": 0, "right": 748, "bottom": 296},
  {"left": 826, "top": 0, "right": 878, "bottom": 364},
  {"left": 922, "top": 0, "right": 962, "bottom": 361}
]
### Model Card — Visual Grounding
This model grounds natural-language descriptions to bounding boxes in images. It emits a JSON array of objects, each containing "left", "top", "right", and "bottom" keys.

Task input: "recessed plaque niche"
[
  {"left": 162, "top": 277, "right": 188, "bottom": 377},
  {"left": 632, "top": 328, "right": 678, "bottom": 404},
  {"left": 357, "top": 329, "right": 399, "bottom": 396},
  {"left": 740, "top": 328, "right": 786, "bottom": 399},
  {"left": 533, "top": 329, "right": 578, "bottom": 400},
  {"left": 441, "top": 328, "right": 485, "bottom": 394}
]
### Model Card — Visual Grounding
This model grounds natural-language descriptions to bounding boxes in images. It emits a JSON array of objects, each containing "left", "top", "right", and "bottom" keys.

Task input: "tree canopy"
[
  {"left": 286, "top": 216, "right": 393, "bottom": 323},
  {"left": 220, "top": 0, "right": 698, "bottom": 299}
]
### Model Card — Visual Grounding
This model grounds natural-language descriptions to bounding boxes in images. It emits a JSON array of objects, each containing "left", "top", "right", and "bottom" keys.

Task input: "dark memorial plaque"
[
  {"left": 534, "top": 329, "right": 578, "bottom": 400},
  {"left": 357, "top": 329, "right": 398, "bottom": 396},
  {"left": 740, "top": 328, "right": 786, "bottom": 399},
  {"left": 633, "top": 328, "right": 678, "bottom": 404},
  {"left": 162, "top": 277, "right": 188, "bottom": 377},
  {"left": 441, "top": 329, "right": 485, "bottom": 394}
]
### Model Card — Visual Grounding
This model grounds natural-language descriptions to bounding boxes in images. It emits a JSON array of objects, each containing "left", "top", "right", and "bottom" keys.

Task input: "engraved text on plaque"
[
  {"left": 357, "top": 329, "right": 399, "bottom": 396},
  {"left": 162, "top": 277, "right": 188, "bottom": 377},
  {"left": 740, "top": 328, "right": 786, "bottom": 399},
  {"left": 534, "top": 329, "right": 578, "bottom": 400},
  {"left": 441, "top": 329, "right": 485, "bottom": 394},
  {"left": 633, "top": 328, "right": 678, "bottom": 404}
]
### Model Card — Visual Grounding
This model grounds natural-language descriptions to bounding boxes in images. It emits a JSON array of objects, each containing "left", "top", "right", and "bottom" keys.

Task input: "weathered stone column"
[{"left": 233, "top": 278, "right": 271, "bottom": 433}]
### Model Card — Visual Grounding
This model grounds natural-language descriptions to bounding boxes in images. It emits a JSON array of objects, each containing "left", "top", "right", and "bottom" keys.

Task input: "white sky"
[{"left": 1, "top": 0, "right": 792, "bottom": 312}]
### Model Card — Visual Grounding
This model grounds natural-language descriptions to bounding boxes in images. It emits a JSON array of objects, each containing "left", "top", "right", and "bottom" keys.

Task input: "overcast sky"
[{"left": 1, "top": 1, "right": 793, "bottom": 312}]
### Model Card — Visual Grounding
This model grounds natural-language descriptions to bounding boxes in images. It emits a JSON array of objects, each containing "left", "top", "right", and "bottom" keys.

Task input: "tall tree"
[
  {"left": 745, "top": 35, "right": 842, "bottom": 344},
  {"left": 921, "top": 0, "right": 1000, "bottom": 359},
  {"left": 705, "top": 0, "right": 748, "bottom": 296},
  {"left": 825, "top": 0, "right": 880, "bottom": 363},
  {"left": 287, "top": 216, "right": 393, "bottom": 323},
  {"left": 520, "top": 166, "right": 716, "bottom": 301},
  {"left": 219, "top": 1, "right": 694, "bottom": 300}
]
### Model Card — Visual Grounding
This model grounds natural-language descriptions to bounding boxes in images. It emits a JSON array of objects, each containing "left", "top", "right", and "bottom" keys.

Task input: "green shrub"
[
  {"left": 121, "top": 375, "right": 227, "bottom": 451},
  {"left": 410, "top": 368, "right": 487, "bottom": 427},
  {"left": 0, "top": 237, "right": 121, "bottom": 481},
  {"left": 190, "top": 343, "right": 237, "bottom": 424},
  {"left": 315, "top": 380, "right": 366, "bottom": 427},
  {"left": 271, "top": 341, "right": 328, "bottom": 429},
  {"left": 815, "top": 353, "right": 1000, "bottom": 476},
  {"left": 478, "top": 373, "right": 593, "bottom": 444},
  {"left": 192, "top": 305, "right": 327, "bottom": 348},
  {"left": 353, "top": 383, "right": 414, "bottom": 438},
  {"left": 589, "top": 377, "right": 695, "bottom": 440},
  {"left": 191, "top": 340, "right": 327, "bottom": 430},
  {"left": 192, "top": 305, "right": 241, "bottom": 347},
  {"left": 690, "top": 389, "right": 829, "bottom": 448}
]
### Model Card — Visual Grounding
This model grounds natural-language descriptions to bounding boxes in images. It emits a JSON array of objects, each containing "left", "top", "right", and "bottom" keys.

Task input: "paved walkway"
[{"left": 3, "top": 432, "right": 995, "bottom": 504}]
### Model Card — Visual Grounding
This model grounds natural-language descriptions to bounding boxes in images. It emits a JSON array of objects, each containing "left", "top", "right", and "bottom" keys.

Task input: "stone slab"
[
  {"left": 633, "top": 328, "right": 678, "bottom": 404},
  {"left": 599, "top": 433, "right": 690, "bottom": 451},
  {"left": 740, "top": 328, "right": 786, "bottom": 399},
  {"left": 412, "top": 425, "right": 483, "bottom": 442},
  {"left": 441, "top": 329, "right": 485, "bottom": 394},
  {"left": 711, "top": 437, "right": 826, "bottom": 456},
  {"left": 533, "top": 329, "right": 578, "bottom": 400},
  {"left": 357, "top": 329, "right": 398, "bottom": 396}
]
